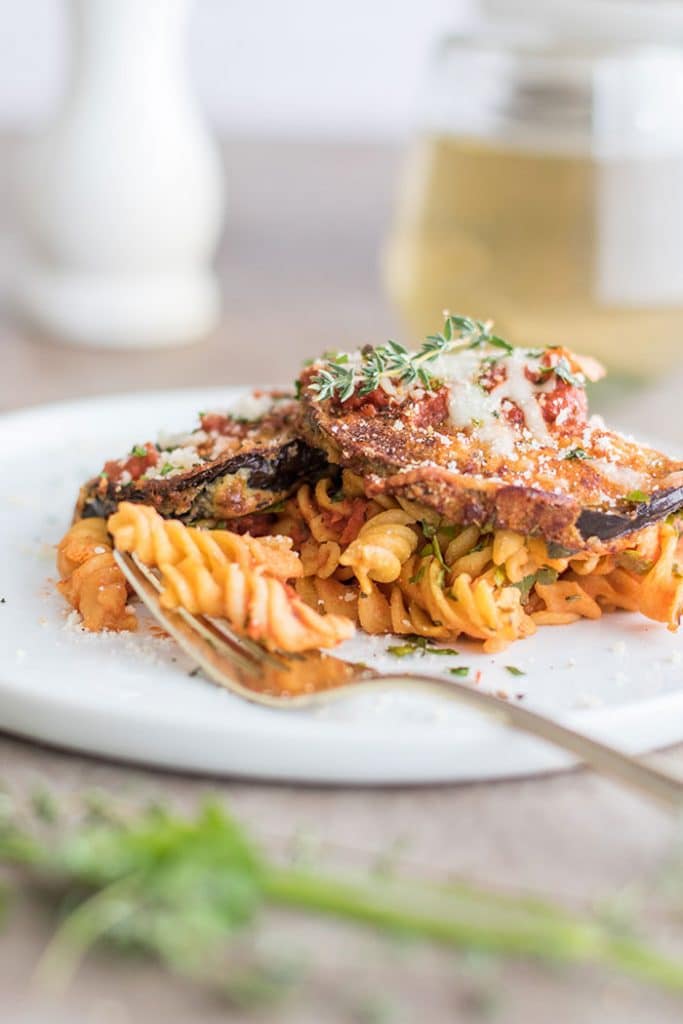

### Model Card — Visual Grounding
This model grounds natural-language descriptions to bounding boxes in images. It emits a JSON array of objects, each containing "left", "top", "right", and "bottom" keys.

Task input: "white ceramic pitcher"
[{"left": 14, "top": 0, "right": 225, "bottom": 349}]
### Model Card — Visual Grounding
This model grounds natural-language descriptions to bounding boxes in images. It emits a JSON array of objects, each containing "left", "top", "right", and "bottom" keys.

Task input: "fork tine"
[
  {"left": 129, "top": 552, "right": 289, "bottom": 671},
  {"left": 114, "top": 549, "right": 353, "bottom": 706},
  {"left": 114, "top": 549, "right": 257, "bottom": 677}
]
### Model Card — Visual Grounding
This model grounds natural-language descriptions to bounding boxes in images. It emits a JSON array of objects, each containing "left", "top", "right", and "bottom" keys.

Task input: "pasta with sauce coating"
[
  {"left": 57, "top": 517, "right": 136, "bottom": 632},
  {"left": 107, "top": 502, "right": 353, "bottom": 653}
]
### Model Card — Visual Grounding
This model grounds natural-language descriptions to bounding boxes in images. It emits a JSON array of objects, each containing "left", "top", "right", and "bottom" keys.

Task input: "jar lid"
[
  {"left": 480, "top": 0, "right": 683, "bottom": 43},
  {"left": 429, "top": 4, "right": 683, "bottom": 157}
]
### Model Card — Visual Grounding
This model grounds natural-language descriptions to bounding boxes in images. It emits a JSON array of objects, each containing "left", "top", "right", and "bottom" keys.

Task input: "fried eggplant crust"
[
  {"left": 77, "top": 395, "right": 327, "bottom": 526},
  {"left": 298, "top": 345, "right": 683, "bottom": 553}
]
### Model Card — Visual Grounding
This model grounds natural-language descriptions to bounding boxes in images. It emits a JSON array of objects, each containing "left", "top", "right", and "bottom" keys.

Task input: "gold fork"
[{"left": 114, "top": 550, "right": 683, "bottom": 810}]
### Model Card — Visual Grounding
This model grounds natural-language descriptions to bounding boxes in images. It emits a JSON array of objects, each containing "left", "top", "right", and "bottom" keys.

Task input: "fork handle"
[{"left": 379, "top": 673, "right": 683, "bottom": 811}]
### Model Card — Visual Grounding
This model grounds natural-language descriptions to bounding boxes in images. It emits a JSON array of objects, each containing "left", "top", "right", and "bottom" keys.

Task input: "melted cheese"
[{"left": 434, "top": 347, "right": 555, "bottom": 455}]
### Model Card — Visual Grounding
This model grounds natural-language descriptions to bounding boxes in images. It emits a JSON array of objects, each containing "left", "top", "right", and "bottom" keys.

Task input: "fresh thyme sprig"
[{"left": 310, "top": 314, "right": 512, "bottom": 403}]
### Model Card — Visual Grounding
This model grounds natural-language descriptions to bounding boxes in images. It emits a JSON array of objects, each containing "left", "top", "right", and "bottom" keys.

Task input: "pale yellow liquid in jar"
[{"left": 385, "top": 136, "right": 683, "bottom": 376}]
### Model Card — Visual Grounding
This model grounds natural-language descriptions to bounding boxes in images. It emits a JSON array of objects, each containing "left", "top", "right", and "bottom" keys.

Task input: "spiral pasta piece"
[
  {"left": 638, "top": 522, "right": 683, "bottom": 629},
  {"left": 108, "top": 503, "right": 352, "bottom": 652},
  {"left": 56, "top": 517, "right": 136, "bottom": 632},
  {"left": 160, "top": 558, "right": 353, "bottom": 651},
  {"left": 108, "top": 502, "right": 301, "bottom": 579},
  {"left": 340, "top": 509, "right": 419, "bottom": 594},
  {"left": 392, "top": 556, "right": 535, "bottom": 652}
]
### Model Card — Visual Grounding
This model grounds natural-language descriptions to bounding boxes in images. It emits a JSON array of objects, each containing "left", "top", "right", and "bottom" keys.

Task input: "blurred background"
[
  {"left": 0, "top": 0, "right": 474, "bottom": 413},
  {"left": 3, "top": 0, "right": 683, "bottom": 408},
  {"left": 2, "top": 0, "right": 471, "bottom": 138}
]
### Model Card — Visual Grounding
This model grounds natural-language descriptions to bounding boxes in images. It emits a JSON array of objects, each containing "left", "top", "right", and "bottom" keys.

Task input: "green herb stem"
[
  {"left": 3, "top": 798, "right": 683, "bottom": 1001},
  {"left": 263, "top": 868, "right": 683, "bottom": 991},
  {"left": 34, "top": 875, "right": 139, "bottom": 993}
]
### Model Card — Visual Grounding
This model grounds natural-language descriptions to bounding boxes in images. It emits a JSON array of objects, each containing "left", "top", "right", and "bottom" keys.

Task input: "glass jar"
[{"left": 384, "top": 0, "right": 683, "bottom": 377}]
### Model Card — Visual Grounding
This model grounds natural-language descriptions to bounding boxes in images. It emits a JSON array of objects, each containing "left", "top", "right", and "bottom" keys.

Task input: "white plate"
[{"left": 1, "top": 389, "right": 683, "bottom": 784}]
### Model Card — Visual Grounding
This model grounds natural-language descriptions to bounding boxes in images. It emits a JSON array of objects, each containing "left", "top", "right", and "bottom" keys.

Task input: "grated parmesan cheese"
[
  {"left": 592, "top": 459, "right": 647, "bottom": 492},
  {"left": 225, "top": 392, "right": 275, "bottom": 421},
  {"left": 144, "top": 446, "right": 202, "bottom": 480}
]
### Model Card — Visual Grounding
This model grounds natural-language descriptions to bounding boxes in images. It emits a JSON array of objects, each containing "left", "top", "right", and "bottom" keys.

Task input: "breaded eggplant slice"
[
  {"left": 77, "top": 393, "right": 327, "bottom": 524},
  {"left": 299, "top": 343, "right": 683, "bottom": 553}
]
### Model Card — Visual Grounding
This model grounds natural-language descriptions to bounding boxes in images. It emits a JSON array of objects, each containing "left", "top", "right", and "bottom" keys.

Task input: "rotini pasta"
[
  {"left": 107, "top": 503, "right": 353, "bottom": 652},
  {"left": 56, "top": 517, "right": 136, "bottom": 632},
  {"left": 275, "top": 477, "right": 683, "bottom": 652},
  {"left": 56, "top": 475, "right": 683, "bottom": 656},
  {"left": 340, "top": 509, "right": 419, "bottom": 594}
]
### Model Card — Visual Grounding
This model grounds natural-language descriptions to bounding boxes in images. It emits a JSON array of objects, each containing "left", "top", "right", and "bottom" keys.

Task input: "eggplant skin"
[
  {"left": 576, "top": 486, "right": 683, "bottom": 542},
  {"left": 76, "top": 439, "right": 327, "bottom": 524}
]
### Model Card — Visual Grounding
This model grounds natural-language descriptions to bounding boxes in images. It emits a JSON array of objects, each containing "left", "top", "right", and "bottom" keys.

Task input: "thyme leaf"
[
  {"left": 309, "top": 314, "right": 512, "bottom": 403},
  {"left": 553, "top": 358, "right": 585, "bottom": 388}
]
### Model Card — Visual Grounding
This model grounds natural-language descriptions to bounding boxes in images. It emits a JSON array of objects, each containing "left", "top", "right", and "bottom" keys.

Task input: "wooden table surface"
[{"left": 2, "top": 140, "right": 683, "bottom": 1024}]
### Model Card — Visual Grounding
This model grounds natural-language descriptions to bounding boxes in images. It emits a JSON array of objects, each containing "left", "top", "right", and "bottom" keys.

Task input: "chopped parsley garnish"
[
  {"left": 160, "top": 462, "right": 175, "bottom": 477},
  {"left": 388, "top": 637, "right": 460, "bottom": 658},
  {"left": 387, "top": 643, "right": 418, "bottom": 658},
  {"left": 547, "top": 541, "right": 574, "bottom": 558},
  {"left": 130, "top": 445, "right": 149, "bottom": 457},
  {"left": 449, "top": 667, "right": 470, "bottom": 677},
  {"left": 625, "top": 490, "right": 648, "bottom": 504},
  {"left": 505, "top": 665, "right": 525, "bottom": 677},
  {"left": 409, "top": 564, "right": 427, "bottom": 585},
  {"left": 513, "top": 567, "right": 559, "bottom": 603},
  {"left": 564, "top": 447, "right": 590, "bottom": 461},
  {"left": 430, "top": 535, "right": 447, "bottom": 569}
]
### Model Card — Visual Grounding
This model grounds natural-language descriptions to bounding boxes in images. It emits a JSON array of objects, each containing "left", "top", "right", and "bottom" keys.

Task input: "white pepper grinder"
[{"left": 14, "top": 0, "right": 225, "bottom": 349}]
